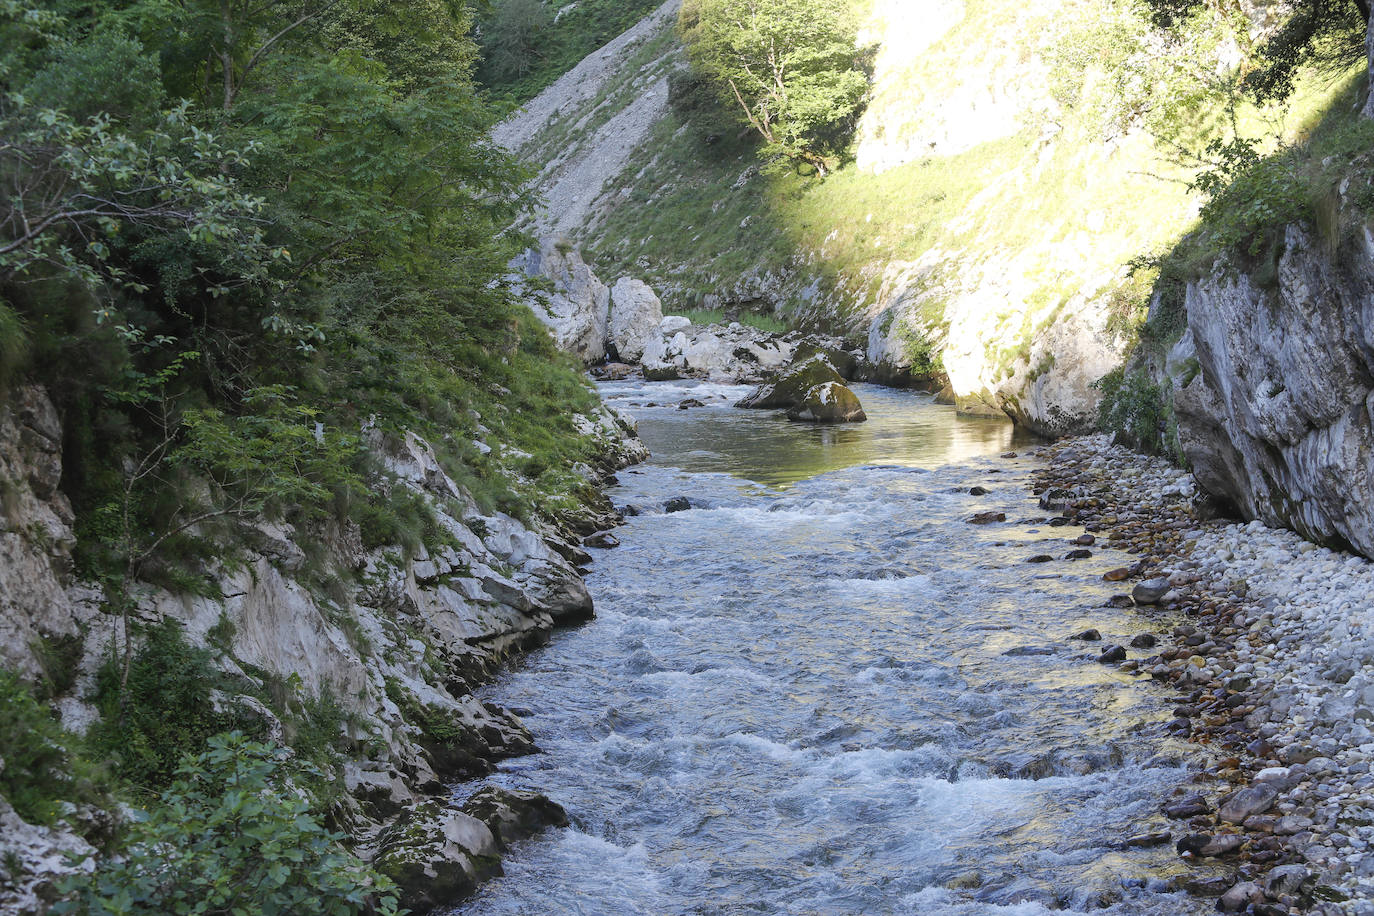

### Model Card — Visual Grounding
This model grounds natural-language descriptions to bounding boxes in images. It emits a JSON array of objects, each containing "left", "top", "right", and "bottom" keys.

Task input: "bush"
[
  {"left": 0, "top": 670, "right": 84, "bottom": 825},
  {"left": 88, "top": 620, "right": 257, "bottom": 794},
  {"left": 54, "top": 733, "right": 401, "bottom": 916},
  {"left": 1095, "top": 367, "right": 1184, "bottom": 463}
]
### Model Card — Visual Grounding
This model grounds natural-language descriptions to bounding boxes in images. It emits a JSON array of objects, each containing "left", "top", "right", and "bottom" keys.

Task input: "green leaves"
[
  {"left": 55, "top": 732, "right": 402, "bottom": 916},
  {"left": 679, "top": 0, "right": 872, "bottom": 176}
]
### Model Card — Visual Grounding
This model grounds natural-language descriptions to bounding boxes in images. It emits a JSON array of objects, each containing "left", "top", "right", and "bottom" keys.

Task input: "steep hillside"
[{"left": 497, "top": 0, "right": 1357, "bottom": 439}]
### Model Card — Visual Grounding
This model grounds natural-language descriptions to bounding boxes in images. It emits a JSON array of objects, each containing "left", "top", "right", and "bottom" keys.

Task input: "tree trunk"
[{"left": 1364, "top": 7, "right": 1374, "bottom": 119}]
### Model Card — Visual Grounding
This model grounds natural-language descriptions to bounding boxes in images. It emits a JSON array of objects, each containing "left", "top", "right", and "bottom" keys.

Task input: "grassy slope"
[
  {"left": 479, "top": 0, "right": 666, "bottom": 110},
  {"left": 579, "top": 0, "right": 1361, "bottom": 355}
]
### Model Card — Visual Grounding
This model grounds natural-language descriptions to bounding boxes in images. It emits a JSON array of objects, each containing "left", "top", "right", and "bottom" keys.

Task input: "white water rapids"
[{"left": 450, "top": 381, "right": 1215, "bottom": 915}]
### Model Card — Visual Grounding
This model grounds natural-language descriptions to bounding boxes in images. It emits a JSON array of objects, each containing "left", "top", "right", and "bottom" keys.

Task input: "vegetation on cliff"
[{"left": 0, "top": 0, "right": 618, "bottom": 909}]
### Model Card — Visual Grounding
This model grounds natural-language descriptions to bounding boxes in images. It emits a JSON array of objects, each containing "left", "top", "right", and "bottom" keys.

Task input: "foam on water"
[{"left": 448, "top": 385, "right": 1211, "bottom": 916}]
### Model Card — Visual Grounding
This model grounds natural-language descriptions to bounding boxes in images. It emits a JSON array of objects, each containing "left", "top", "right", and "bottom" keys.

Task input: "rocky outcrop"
[
  {"left": 518, "top": 238, "right": 800, "bottom": 382},
  {"left": 0, "top": 387, "right": 94, "bottom": 682},
  {"left": 785, "top": 382, "right": 867, "bottom": 423},
  {"left": 0, "top": 797, "right": 95, "bottom": 915},
  {"left": 641, "top": 319, "right": 796, "bottom": 382},
  {"left": 608, "top": 277, "right": 664, "bottom": 362},
  {"left": 0, "top": 385, "right": 647, "bottom": 913},
  {"left": 375, "top": 787, "right": 568, "bottom": 912},
  {"left": 1170, "top": 224, "right": 1374, "bottom": 558},
  {"left": 857, "top": 249, "right": 1126, "bottom": 436},
  {"left": 513, "top": 239, "right": 610, "bottom": 362}
]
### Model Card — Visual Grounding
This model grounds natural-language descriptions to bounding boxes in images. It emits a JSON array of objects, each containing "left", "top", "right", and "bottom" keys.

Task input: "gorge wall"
[
  {"left": 0, "top": 383, "right": 647, "bottom": 913},
  {"left": 497, "top": 0, "right": 1374, "bottom": 562}
]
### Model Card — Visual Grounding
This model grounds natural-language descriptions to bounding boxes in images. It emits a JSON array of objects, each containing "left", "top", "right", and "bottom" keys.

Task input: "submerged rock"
[{"left": 784, "top": 381, "right": 867, "bottom": 424}]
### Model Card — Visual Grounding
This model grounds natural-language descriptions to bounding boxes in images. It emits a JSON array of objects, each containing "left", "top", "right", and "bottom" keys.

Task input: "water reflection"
[{"left": 599, "top": 379, "right": 1039, "bottom": 487}]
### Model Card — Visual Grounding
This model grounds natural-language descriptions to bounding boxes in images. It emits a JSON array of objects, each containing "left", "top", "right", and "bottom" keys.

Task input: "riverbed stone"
[
  {"left": 1219, "top": 783, "right": 1280, "bottom": 824},
  {"left": 736, "top": 355, "right": 845, "bottom": 409},
  {"left": 1132, "top": 577, "right": 1171, "bottom": 604},
  {"left": 1217, "top": 881, "right": 1262, "bottom": 912},
  {"left": 785, "top": 381, "right": 867, "bottom": 424}
]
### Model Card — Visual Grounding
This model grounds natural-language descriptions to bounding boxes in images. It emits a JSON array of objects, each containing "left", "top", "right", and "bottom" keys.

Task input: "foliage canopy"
[{"left": 678, "top": 0, "right": 872, "bottom": 176}]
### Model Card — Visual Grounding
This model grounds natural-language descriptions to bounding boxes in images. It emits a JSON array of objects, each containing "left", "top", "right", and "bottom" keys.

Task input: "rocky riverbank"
[
  {"left": 1032, "top": 434, "right": 1374, "bottom": 915},
  {"left": 0, "top": 385, "right": 650, "bottom": 915}
]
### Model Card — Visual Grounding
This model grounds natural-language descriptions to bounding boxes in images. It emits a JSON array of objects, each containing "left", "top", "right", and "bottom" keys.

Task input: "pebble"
[{"left": 1034, "top": 434, "right": 1374, "bottom": 912}]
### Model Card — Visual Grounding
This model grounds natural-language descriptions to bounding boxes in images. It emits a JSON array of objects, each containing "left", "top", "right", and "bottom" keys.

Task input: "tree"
[
  {"left": 1139, "top": 0, "right": 1369, "bottom": 104},
  {"left": 478, "top": 0, "right": 556, "bottom": 85},
  {"left": 679, "top": 0, "right": 872, "bottom": 176}
]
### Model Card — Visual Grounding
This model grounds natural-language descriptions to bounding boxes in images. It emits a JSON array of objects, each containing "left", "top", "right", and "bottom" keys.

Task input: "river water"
[{"left": 451, "top": 380, "right": 1212, "bottom": 916}]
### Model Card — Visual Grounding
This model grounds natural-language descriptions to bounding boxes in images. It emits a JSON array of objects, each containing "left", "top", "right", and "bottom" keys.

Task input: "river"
[{"left": 450, "top": 380, "right": 1213, "bottom": 915}]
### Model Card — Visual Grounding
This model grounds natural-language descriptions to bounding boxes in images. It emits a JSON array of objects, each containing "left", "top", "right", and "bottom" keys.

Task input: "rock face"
[
  {"left": 608, "top": 277, "right": 664, "bottom": 362},
  {"left": 0, "top": 385, "right": 647, "bottom": 912},
  {"left": 1172, "top": 225, "right": 1374, "bottom": 557},
  {"left": 785, "top": 382, "right": 868, "bottom": 424},
  {"left": 0, "top": 388, "right": 93, "bottom": 681},
  {"left": 512, "top": 238, "right": 610, "bottom": 362}
]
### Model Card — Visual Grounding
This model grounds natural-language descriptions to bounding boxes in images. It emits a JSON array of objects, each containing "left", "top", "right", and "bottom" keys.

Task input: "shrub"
[
  {"left": 1095, "top": 367, "right": 1184, "bottom": 464},
  {"left": 0, "top": 670, "right": 82, "bottom": 825},
  {"left": 88, "top": 620, "right": 257, "bottom": 794},
  {"left": 53, "top": 732, "right": 401, "bottom": 916}
]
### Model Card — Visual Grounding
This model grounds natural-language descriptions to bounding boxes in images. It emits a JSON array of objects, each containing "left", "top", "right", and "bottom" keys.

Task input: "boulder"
[
  {"left": 375, "top": 800, "right": 501, "bottom": 912},
  {"left": 659, "top": 315, "right": 692, "bottom": 334},
  {"left": 608, "top": 277, "right": 664, "bottom": 363},
  {"left": 736, "top": 355, "right": 846, "bottom": 409},
  {"left": 785, "top": 382, "right": 867, "bottom": 424},
  {"left": 791, "top": 337, "right": 859, "bottom": 379}
]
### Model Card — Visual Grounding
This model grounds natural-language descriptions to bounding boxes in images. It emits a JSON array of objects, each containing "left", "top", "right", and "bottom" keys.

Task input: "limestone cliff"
[
  {"left": 1168, "top": 222, "right": 1374, "bottom": 558},
  {"left": 0, "top": 385, "right": 647, "bottom": 913}
]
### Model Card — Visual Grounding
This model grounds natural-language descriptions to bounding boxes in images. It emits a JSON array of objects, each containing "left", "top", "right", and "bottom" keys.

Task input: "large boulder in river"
[
  {"left": 608, "top": 277, "right": 663, "bottom": 363},
  {"left": 791, "top": 337, "right": 861, "bottom": 379},
  {"left": 736, "top": 354, "right": 845, "bottom": 409},
  {"left": 786, "top": 381, "right": 867, "bottom": 423}
]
